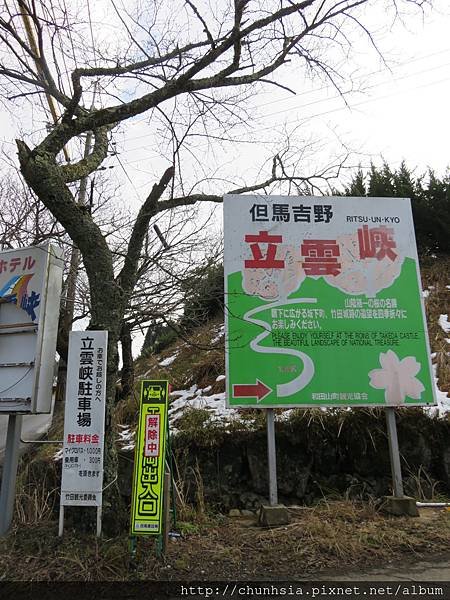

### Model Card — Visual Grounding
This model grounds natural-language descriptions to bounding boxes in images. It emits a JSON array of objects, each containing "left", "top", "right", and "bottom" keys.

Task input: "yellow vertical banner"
[{"left": 130, "top": 380, "right": 168, "bottom": 535}]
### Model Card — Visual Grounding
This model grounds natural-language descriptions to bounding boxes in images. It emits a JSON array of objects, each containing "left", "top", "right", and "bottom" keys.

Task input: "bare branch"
[
  {"left": 117, "top": 165, "right": 175, "bottom": 294},
  {"left": 60, "top": 127, "right": 110, "bottom": 183},
  {"left": 185, "top": 0, "right": 216, "bottom": 48}
]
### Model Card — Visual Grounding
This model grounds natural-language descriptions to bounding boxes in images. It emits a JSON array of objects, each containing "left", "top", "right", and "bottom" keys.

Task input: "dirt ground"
[
  {"left": 145, "top": 503, "right": 450, "bottom": 582},
  {"left": 1, "top": 501, "right": 449, "bottom": 582},
  {"left": 321, "top": 558, "right": 450, "bottom": 582}
]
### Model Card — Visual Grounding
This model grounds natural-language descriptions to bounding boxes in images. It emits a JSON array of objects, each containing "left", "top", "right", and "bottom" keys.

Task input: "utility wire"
[
  {"left": 122, "top": 47, "right": 450, "bottom": 145},
  {"left": 18, "top": 0, "right": 70, "bottom": 162},
  {"left": 117, "top": 57, "right": 450, "bottom": 156},
  {"left": 114, "top": 71, "right": 450, "bottom": 173}
]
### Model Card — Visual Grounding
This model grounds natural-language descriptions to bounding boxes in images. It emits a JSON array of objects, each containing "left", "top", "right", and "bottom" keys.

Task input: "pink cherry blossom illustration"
[{"left": 368, "top": 350, "right": 425, "bottom": 405}]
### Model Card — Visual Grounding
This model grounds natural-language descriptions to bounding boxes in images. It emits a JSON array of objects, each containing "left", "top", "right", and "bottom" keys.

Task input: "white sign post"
[{"left": 59, "top": 330, "right": 108, "bottom": 537}]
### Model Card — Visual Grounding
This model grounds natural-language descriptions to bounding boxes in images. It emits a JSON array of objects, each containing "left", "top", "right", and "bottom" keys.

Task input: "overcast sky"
[
  {"left": 1, "top": 1, "right": 449, "bottom": 202},
  {"left": 94, "top": 0, "right": 450, "bottom": 203}
]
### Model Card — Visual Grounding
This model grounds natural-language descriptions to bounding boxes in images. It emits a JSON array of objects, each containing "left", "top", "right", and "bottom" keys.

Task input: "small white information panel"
[{"left": 60, "top": 331, "right": 108, "bottom": 508}]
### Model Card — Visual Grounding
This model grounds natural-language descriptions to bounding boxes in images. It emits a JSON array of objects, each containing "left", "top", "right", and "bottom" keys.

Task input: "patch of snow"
[
  {"left": 122, "top": 444, "right": 135, "bottom": 451},
  {"left": 117, "top": 427, "right": 134, "bottom": 441},
  {"left": 53, "top": 449, "right": 63, "bottom": 462},
  {"left": 168, "top": 387, "right": 239, "bottom": 429},
  {"left": 438, "top": 314, "right": 450, "bottom": 334},
  {"left": 424, "top": 363, "right": 450, "bottom": 418},
  {"left": 211, "top": 324, "right": 225, "bottom": 344},
  {"left": 170, "top": 384, "right": 198, "bottom": 399},
  {"left": 422, "top": 290, "right": 430, "bottom": 298},
  {"left": 276, "top": 409, "right": 295, "bottom": 421},
  {"left": 202, "top": 385, "right": 212, "bottom": 393},
  {"left": 215, "top": 375, "right": 225, "bottom": 382},
  {"left": 159, "top": 352, "right": 179, "bottom": 367},
  {"left": 117, "top": 427, "right": 135, "bottom": 451}
]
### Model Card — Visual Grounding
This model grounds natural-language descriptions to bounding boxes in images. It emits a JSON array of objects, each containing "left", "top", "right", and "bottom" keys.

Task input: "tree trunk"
[
  {"left": 88, "top": 283, "right": 128, "bottom": 534},
  {"left": 16, "top": 142, "right": 173, "bottom": 534},
  {"left": 55, "top": 360, "right": 67, "bottom": 404},
  {"left": 142, "top": 322, "right": 155, "bottom": 354},
  {"left": 17, "top": 144, "right": 128, "bottom": 533},
  {"left": 120, "top": 322, "right": 134, "bottom": 400}
]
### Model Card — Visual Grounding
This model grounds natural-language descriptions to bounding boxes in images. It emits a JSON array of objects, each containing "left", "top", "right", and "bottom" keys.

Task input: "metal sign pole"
[
  {"left": 162, "top": 471, "right": 171, "bottom": 555},
  {"left": 0, "top": 414, "right": 23, "bottom": 535},
  {"left": 385, "top": 407, "right": 404, "bottom": 497},
  {"left": 58, "top": 505, "right": 64, "bottom": 536},
  {"left": 266, "top": 408, "right": 278, "bottom": 506},
  {"left": 96, "top": 506, "right": 102, "bottom": 537}
]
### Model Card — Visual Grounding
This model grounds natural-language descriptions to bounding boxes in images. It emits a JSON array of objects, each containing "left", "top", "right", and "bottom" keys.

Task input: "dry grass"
[
  {"left": 151, "top": 501, "right": 450, "bottom": 579},
  {"left": 402, "top": 464, "right": 442, "bottom": 501},
  {"left": 1, "top": 500, "right": 448, "bottom": 581},
  {"left": 0, "top": 522, "right": 130, "bottom": 581},
  {"left": 149, "top": 500, "right": 450, "bottom": 580},
  {"left": 14, "top": 474, "right": 58, "bottom": 526},
  {"left": 13, "top": 412, "right": 63, "bottom": 526},
  {"left": 133, "top": 316, "right": 225, "bottom": 392},
  {"left": 421, "top": 257, "right": 450, "bottom": 397}
]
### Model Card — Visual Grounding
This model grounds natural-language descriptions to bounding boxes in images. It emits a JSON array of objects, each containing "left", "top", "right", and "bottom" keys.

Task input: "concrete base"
[
  {"left": 379, "top": 496, "right": 420, "bottom": 517},
  {"left": 258, "top": 504, "right": 290, "bottom": 527}
]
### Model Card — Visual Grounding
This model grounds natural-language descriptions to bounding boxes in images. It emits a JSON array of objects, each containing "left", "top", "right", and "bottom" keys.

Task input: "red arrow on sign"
[{"left": 232, "top": 380, "right": 272, "bottom": 402}]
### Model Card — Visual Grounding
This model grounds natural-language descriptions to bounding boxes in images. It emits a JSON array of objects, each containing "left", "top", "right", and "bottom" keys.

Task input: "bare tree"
[
  {"left": 119, "top": 206, "right": 222, "bottom": 398},
  {"left": 0, "top": 0, "right": 430, "bottom": 528},
  {"left": 0, "top": 168, "right": 62, "bottom": 248}
]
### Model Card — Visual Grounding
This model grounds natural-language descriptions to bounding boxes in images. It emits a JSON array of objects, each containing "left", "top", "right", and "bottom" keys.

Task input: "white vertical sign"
[{"left": 60, "top": 331, "right": 108, "bottom": 507}]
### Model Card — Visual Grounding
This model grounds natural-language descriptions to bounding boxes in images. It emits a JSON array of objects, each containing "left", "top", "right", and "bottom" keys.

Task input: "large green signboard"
[
  {"left": 130, "top": 380, "right": 168, "bottom": 535},
  {"left": 224, "top": 195, "right": 435, "bottom": 408}
]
